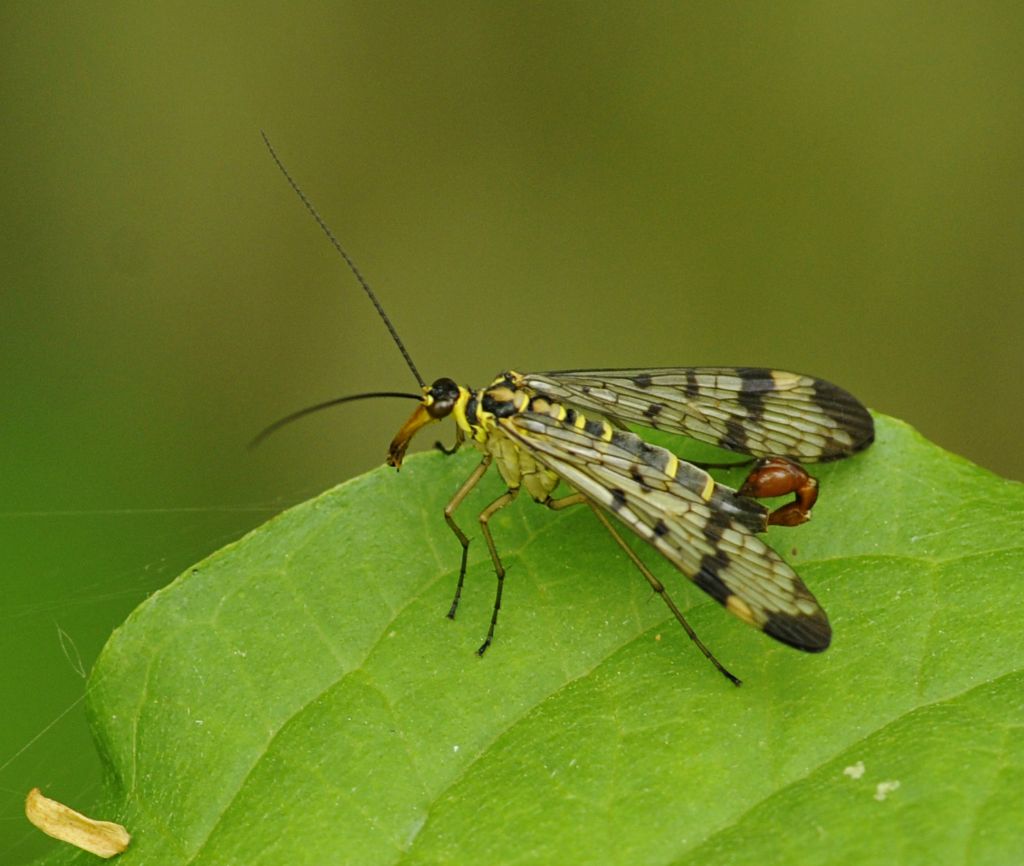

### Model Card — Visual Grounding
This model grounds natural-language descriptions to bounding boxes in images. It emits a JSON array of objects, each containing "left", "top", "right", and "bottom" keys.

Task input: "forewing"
[
  {"left": 524, "top": 367, "right": 874, "bottom": 462},
  {"left": 501, "top": 412, "right": 831, "bottom": 651}
]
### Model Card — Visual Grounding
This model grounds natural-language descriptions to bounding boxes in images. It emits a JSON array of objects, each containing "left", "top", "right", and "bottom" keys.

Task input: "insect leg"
[
  {"left": 544, "top": 492, "right": 586, "bottom": 511},
  {"left": 585, "top": 501, "right": 742, "bottom": 686},
  {"left": 434, "top": 427, "right": 465, "bottom": 456},
  {"left": 444, "top": 455, "right": 492, "bottom": 619},
  {"left": 475, "top": 486, "right": 521, "bottom": 656},
  {"left": 739, "top": 456, "right": 819, "bottom": 526}
]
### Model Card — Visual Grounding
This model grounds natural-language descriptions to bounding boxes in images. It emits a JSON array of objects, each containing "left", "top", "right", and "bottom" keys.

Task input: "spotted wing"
[
  {"left": 500, "top": 411, "right": 831, "bottom": 651},
  {"left": 523, "top": 367, "right": 873, "bottom": 462}
]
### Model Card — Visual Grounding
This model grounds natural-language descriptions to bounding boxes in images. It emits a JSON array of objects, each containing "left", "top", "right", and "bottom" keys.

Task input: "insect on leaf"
[{"left": 59, "top": 414, "right": 1024, "bottom": 866}]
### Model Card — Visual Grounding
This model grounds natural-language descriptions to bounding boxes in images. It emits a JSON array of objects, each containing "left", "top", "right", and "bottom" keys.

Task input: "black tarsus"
[{"left": 434, "top": 440, "right": 461, "bottom": 456}]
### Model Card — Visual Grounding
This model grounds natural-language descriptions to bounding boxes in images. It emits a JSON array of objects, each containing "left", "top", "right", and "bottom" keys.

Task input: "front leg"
[
  {"left": 434, "top": 427, "right": 465, "bottom": 456},
  {"left": 444, "top": 455, "right": 492, "bottom": 619}
]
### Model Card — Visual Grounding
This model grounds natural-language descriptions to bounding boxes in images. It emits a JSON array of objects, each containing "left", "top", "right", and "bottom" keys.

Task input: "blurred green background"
[{"left": 2, "top": 3, "right": 1021, "bottom": 861}]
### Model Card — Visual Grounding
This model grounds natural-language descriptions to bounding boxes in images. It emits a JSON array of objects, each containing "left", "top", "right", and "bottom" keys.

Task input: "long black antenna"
[
  {"left": 260, "top": 130, "right": 426, "bottom": 389},
  {"left": 249, "top": 391, "right": 420, "bottom": 449}
]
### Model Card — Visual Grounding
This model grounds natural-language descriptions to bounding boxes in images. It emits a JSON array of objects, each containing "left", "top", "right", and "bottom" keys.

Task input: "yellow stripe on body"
[{"left": 451, "top": 387, "right": 474, "bottom": 434}]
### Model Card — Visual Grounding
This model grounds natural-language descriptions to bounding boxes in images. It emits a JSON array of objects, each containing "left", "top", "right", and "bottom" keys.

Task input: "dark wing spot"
[
  {"left": 812, "top": 379, "right": 875, "bottom": 459},
  {"left": 610, "top": 488, "right": 627, "bottom": 511},
  {"left": 701, "top": 510, "right": 731, "bottom": 547},
  {"left": 611, "top": 430, "right": 645, "bottom": 456},
  {"left": 632, "top": 372, "right": 653, "bottom": 388},
  {"left": 762, "top": 610, "right": 832, "bottom": 652},
  {"left": 685, "top": 370, "right": 701, "bottom": 399},
  {"left": 643, "top": 402, "right": 664, "bottom": 420},
  {"left": 640, "top": 443, "right": 672, "bottom": 473},
  {"left": 584, "top": 418, "right": 607, "bottom": 438},
  {"left": 630, "top": 466, "right": 652, "bottom": 491},
  {"left": 694, "top": 554, "right": 732, "bottom": 605},
  {"left": 736, "top": 369, "right": 769, "bottom": 422},
  {"left": 723, "top": 418, "right": 749, "bottom": 453},
  {"left": 735, "top": 368, "right": 776, "bottom": 392}
]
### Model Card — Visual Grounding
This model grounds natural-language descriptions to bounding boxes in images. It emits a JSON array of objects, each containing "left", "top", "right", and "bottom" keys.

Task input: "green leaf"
[{"left": 39, "top": 415, "right": 1024, "bottom": 865}]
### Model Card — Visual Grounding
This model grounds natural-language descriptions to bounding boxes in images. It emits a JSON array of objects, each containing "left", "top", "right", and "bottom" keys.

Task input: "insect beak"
[{"left": 387, "top": 404, "right": 434, "bottom": 469}]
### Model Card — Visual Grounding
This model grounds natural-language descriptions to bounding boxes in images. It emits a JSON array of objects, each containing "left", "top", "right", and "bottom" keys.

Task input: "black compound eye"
[{"left": 426, "top": 377, "right": 459, "bottom": 419}]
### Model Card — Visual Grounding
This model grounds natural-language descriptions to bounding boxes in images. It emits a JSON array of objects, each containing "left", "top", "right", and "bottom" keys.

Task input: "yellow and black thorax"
[
  {"left": 387, "top": 371, "right": 568, "bottom": 501},
  {"left": 385, "top": 370, "right": 759, "bottom": 524}
]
